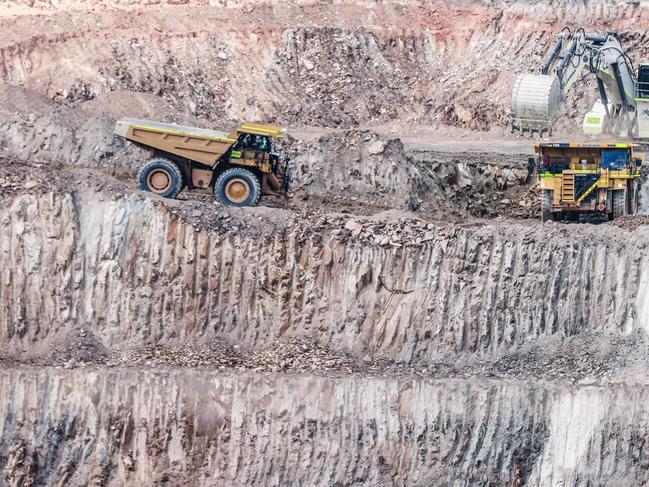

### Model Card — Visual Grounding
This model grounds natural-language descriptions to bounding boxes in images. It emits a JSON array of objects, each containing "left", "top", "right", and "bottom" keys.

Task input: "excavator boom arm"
[{"left": 511, "top": 29, "right": 638, "bottom": 136}]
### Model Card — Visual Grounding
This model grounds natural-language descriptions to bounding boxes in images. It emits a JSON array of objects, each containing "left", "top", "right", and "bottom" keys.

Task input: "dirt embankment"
[{"left": 0, "top": 1, "right": 648, "bottom": 131}]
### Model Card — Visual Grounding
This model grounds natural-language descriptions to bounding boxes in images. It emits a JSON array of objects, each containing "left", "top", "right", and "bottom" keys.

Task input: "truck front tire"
[
  {"left": 214, "top": 167, "right": 261, "bottom": 207},
  {"left": 137, "top": 158, "right": 184, "bottom": 199},
  {"left": 612, "top": 189, "right": 628, "bottom": 220},
  {"left": 541, "top": 190, "right": 553, "bottom": 222}
]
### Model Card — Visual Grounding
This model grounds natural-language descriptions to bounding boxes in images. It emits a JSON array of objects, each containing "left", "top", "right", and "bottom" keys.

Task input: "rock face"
[
  {"left": 3, "top": 369, "right": 649, "bottom": 487},
  {"left": 2, "top": 167, "right": 647, "bottom": 363},
  {"left": 0, "top": 0, "right": 648, "bottom": 130},
  {"left": 2, "top": 142, "right": 649, "bottom": 485},
  {"left": 2, "top": 162, "right": 649, "bottom": 485}
]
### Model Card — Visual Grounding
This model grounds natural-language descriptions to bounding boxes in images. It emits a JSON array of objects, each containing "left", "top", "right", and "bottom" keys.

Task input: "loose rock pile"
[{"left": 0, "top": 160, "right": 51, "bottom": 197}]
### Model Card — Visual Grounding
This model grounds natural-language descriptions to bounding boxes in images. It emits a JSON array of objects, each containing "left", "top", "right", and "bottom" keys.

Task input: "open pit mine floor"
[{"left": 2, "top": 157, "right": 649, "bottom": 486}]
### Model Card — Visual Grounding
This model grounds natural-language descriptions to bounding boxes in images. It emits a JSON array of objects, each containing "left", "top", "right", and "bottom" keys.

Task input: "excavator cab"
[
  {"left": 638, "top": 64, "right": 649, "bottom": 99},
  {"left": 636, "top": 65, "right": 649, "bottom": 138}
]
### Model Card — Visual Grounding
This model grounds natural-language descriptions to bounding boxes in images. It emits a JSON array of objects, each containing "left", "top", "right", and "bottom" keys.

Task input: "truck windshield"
[
  {"left": 238, "top": 134, "right": 271, "bottom": 152},
  {"left": 257, "top": 137, "right": 270, "bottom": 151},
  {"left": 601, "top": 149, "right": 628, "bottom": 169}
]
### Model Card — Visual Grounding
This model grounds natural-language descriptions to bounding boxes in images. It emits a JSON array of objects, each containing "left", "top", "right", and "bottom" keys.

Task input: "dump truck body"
[
  {"left": 114, "top": 118, "right": 237, "bottom": 167},
  {"left": 535, "top": 142, "right": 642, "bottom": 221},
  {"left": 114, "top": 118, "right": 289, "bottom": 206}
]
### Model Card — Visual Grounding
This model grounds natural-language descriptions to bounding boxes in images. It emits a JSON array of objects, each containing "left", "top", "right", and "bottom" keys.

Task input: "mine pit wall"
[
  {"left": 2, "top": 368, "right": 649, "bottom": 487},
  {"left": 1, "top": 189, "right": 648, "bottom": 361},
  {"left": 2, "top": 1, "right": 648, "bottom": 129}
]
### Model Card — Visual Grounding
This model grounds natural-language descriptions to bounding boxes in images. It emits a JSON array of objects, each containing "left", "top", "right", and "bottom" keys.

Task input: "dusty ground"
[{"left": 3, "top": 1, "right": 649, "bottom": 486}]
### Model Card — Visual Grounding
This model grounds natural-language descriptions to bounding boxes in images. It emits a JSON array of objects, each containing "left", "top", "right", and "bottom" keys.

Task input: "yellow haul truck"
[
  {"left": 114, "top": 118, "right": 289, "bottom": 207},
  {"left": 536, "top": 142, "right": 642, "bottom": 221}
]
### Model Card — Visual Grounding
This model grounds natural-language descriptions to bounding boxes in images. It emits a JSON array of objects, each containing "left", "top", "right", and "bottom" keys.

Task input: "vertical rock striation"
[
  {"left": 2, "top": 369, "right": 649, "bottom": 486},
  {"left": 1, "top": 185, "right": 647, "bottom": 361}
]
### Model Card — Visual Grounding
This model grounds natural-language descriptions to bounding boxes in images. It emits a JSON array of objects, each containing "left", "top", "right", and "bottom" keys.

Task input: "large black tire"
[
  {"left": 630, "top": 180, "right": 639, "bottom": 215},
  {"left": 214, "top": 167, "right": 261, "bottom": 207},
  {"left": 274, "top": 160, "right": 290, "bottom": 196},
  {"left": 612, "top": 189, "right": 628, "bottom": 220},
  {"left": 541, "top": 190, "right": 553, "bottom": 222},
  {"left": 137, "top": 158, "right": 184, "bottom": 199}
]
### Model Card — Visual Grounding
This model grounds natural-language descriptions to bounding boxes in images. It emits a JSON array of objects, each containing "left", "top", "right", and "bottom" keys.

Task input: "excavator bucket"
[{"left": 511, "top": 74, "right": 563, "bottom": 135}]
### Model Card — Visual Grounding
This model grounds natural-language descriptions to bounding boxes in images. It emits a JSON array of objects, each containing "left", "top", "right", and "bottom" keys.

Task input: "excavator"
[
  {"left": 511, "top": 28, "right": 649, "bottom": 140},
  {"left": 511, "top": 29, "right": 646, "bottom": 221}
]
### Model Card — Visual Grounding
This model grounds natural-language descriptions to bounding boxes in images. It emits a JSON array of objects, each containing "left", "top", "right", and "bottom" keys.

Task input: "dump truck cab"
[
  {"left": 114, "top": 118, "right": 289, "bottom": 206},
  {"left": 536, "top": 142, "right": 642, "bottom": 221}
]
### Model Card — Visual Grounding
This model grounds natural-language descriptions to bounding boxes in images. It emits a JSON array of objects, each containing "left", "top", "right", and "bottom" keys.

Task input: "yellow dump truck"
[
  {"left": 536, "top": 142, "right": 642, "bottom": 221},
  {"left": 114, "top": 118, "right": 289, "bottom": 206}
]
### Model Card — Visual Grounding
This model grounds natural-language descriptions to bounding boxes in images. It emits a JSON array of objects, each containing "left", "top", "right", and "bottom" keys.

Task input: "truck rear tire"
[
  {"left": 612, "top": 189, "right": 628, "bottom": 220},
  {"left": 541, "top": 190, "right": 553, "bottom": 222},
  {"left": 214, "top": 167, "right": 261, "bottom": 207},
  {"left": 137, "top": 158, "right": 184, "bottom": 199}
]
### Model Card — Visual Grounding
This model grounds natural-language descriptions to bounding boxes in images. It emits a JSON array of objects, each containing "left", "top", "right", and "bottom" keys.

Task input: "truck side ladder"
[{"left": 562, "top": 171, "right": 575, "bottom": 203}]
